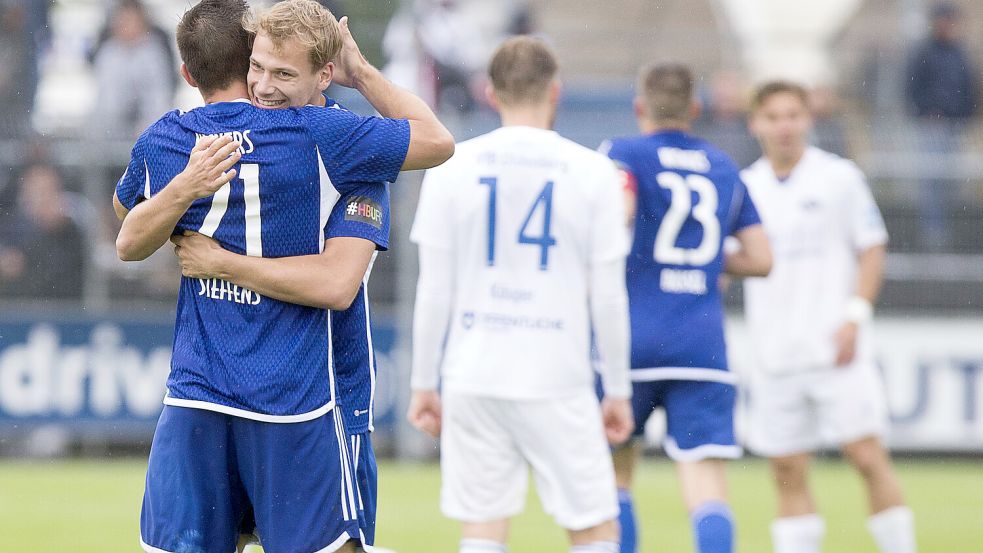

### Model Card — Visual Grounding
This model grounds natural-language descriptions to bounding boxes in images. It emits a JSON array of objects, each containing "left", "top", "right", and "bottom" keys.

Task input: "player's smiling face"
[
  {"left": 750, "top": 92, "right": 812, "bottom": 159},
  {"left": 248, "top": 32, "right": 332, "bottom": 109}
]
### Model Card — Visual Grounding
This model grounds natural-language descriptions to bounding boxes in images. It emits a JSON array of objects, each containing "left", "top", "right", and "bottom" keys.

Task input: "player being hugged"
[
  {"left": 113, "top": 1, "right": 452, "bottom": 552},
  {"left": 599, "top": 63, "right": 772, "bottom": 553},
  {"left": 408, "top": 36, "right": 634, "bottom": 553},
  {"left": 741, "top": 81, "right": 915, "bottom": 553}
]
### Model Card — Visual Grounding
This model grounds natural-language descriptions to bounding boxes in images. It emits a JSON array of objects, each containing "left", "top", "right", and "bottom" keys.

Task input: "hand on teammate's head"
[{"left": 330, "top": 16, "right": 369, "bottom": 89}]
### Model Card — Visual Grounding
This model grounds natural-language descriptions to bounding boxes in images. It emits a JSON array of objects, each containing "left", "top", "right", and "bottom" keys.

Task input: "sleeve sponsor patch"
[{"left": 344, "top": 196, "right": 384, "bottom": 229}]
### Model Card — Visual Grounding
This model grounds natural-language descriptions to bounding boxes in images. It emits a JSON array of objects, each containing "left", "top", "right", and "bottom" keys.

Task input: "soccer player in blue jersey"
[
  {"left": 170, "top": 3, "right": 400, "bottom": 550},
  {"left": 599, "top": 63, "right": 772, "bottom": 553},
  {"left": 112, "top": 1, "right": 453, "bottom": 552}
]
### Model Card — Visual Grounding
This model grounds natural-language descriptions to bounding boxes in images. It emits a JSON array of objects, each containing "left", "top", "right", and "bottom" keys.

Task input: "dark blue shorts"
[
  {"left": 631, "top": 380, "right": 741, "bottom": 462},
  {"left": 350, "top": 432, "right": 377, "bottom": 548},
  {"left": 140, "top": 405, "right": 359, "bottom": 553}
]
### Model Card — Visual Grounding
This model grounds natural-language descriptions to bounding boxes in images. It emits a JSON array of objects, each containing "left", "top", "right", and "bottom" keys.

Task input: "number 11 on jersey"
[{"left": 480, "top": 176, "right": 557, "bottom": 270}]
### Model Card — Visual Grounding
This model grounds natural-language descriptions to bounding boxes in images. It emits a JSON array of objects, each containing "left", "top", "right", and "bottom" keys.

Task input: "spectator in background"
[
  {"left": 808, "top": 85, "right": 848, "bottom": 158},
  {"left": 89, "top": 0, "right": 173, "bottom": 140},
  {"left": 905, "top": 2, "right": 978, "bottom": 250},
  {"left": 90, "top": 0, "right": 176, "bottom": 97},
  {"left": 383, "top": 0, "right": 532, "bottom": 112},
  {"left": 693, "top": 70, "right": 759, "bottom": 167},
  {"left": 0, "top": 1, "right": 35, "bottom": 138},
  {"left": 0, "top": 162, "right": 87, "bottom": 300}
]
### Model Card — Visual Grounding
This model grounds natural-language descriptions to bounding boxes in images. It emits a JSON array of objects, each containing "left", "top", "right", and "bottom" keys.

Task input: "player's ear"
[
  {"left": 180, "top": 64, "right": 198, "bottom": 89},
  {"left": 548, "top": 79, "right": 562, "bottom": 107},
  {"left": 747, "top": 109, "right": 760, "bottom": 136},
  {"left": 633, "top": 96, "right": 646, "bottom": 121},
  {"left": 690, "top": 97, "right": 702, "bottom": 121},
  {"left": 318, "top": 62, "right": 334, "bottom": 91},
  {"left": 484, "top": 83, "right": 500, "bottom": 112}
]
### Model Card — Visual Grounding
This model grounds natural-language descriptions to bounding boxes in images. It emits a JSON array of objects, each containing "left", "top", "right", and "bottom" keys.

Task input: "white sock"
[
  {"left": 771, "top": 514, "right": 825, "bottom": 553},
  {"left": 868, "top": 506, "right": 916, "bottom": 553},
  {"left": 570, "top": 541, "right": 620, "bottom": 553},
  {"left": 460, "top": 538, "right": 507, "bottom": 553}
]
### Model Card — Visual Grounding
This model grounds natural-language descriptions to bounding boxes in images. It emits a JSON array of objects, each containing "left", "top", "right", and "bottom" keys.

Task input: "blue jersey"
[
  {"left": 116, "top": 100, "right": 408, "bottom": 421},
  {"left": 602, "top": 130, "right": 760, "bottom": 382},
  {"left": 330, "top": 265, "right": 378, "bottom": 435},
  {"left": 320, "top": 96, "right": 381, "bottom": 435}
]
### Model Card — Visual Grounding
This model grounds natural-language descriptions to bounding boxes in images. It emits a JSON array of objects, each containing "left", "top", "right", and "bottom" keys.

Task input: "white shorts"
[
  {"left": 440, "top": 390, "right": 618, "bottom": 531},
  {"left": 746, "top": 361, "right": 889, "bottom": 457}
]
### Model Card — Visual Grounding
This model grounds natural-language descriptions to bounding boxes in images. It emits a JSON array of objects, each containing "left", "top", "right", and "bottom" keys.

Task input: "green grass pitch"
[{"left": 0, "top": 457, "right": 978, "bottom": 551}]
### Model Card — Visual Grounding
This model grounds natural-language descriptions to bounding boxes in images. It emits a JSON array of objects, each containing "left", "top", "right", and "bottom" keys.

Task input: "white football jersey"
[
  {"left": 741, "top": 147, "right": 888, "bottom": 375},
  {"left": 410, "top": 126, "right": 629, "bottom": 399}
]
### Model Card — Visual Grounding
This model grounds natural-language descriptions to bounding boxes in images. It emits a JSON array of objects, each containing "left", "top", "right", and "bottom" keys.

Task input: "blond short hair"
[
  {"left": 488, "top": 36, "right": 558, "bottom": 106},
  {"left": 242, "top": 0, "right": 341, "bottom": 71}
]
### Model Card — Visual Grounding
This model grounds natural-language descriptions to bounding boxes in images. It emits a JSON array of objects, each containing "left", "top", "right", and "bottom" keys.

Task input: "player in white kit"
[
  {"left": 741, "top": 81, "right": 916, "bottom": 553},
  {"left": 408, "top": 36, "right": 634, "bottom": 553}
]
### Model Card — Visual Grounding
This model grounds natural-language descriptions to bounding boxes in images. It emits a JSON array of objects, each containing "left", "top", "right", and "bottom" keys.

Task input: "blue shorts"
[
  {"left": 350, "top": 432, "right": 377, "bottom": 548},
  {"left": 140, "top": 405, "right": 359, "bottom": 553},
  {"left": 237, "top": 430, "right": 377, "bottom": 550},
  {"left": 631, "top": 380, "right": 741, "bottom": 462}
]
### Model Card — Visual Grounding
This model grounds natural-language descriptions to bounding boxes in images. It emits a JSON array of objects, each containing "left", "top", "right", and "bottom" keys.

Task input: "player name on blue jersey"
[
  {"left": 196, "top": 277, "right": 262, "bottom": 305},
  {"left": 603, "top": 130, "right": 760, "bottom": 379},
  {"left": 194, "top": 130, "right": 256, "bottom": 154},
  {"left": 116, "top": 100, "right": 408, "bottom": 421}
]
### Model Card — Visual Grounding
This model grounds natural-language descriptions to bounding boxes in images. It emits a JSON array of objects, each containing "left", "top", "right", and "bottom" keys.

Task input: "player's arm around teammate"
[
  {"left": 114, "top": 2, "right": 453, "bottom": 263},
  {"left": 332, "top": 16, "right": 453, "bottom": 171},
  {"left": 114, "top": 134, "right": 241, "bottom": 260}
]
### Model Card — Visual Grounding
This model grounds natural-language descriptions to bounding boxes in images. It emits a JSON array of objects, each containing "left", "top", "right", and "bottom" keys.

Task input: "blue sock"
[
  {"left": 691, "top": 501, "right": 734, "bottom": 553},
  {"left": 617, "top": 488, "right": 637, "bottom": 553}
]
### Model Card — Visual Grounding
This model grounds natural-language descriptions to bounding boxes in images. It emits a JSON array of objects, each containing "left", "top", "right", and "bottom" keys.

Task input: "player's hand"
[
  {"left": 178, "top": 135, "right": 241, "bottom": 201},
  {"left": 833, "top": 321, "right": 859, "bottom": 367},
  {"left": 407, "top": 389, "right": 442, "bottom": 438},
  {"left": 171, "top": 231, "right": 227, "bottom": 279},
  {"left": 601, "top": 397, "right": 634, "bottom": 446},
  {"left": 331, "top": 16, "right": 371, "bottom": 89}
]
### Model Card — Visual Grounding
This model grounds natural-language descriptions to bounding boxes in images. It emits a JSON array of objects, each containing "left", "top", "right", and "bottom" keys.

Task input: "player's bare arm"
[
  {"left": 115, "top": 135, "right": 241, "bottom": 261},
  {"left": 834, "top": 244, "right": 886, "bottom": 366},
  {"left": 172, "top": 232, "right": 374, "bottom": 310},
  {"left": 332, "top": 16, "right": 454, "bottom": 170},
  {"left": 724, "top": 224, "right": 773, "bottom": 277}
]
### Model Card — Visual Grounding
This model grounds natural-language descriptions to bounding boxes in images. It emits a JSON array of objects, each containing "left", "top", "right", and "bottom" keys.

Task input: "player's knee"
[
  {"left": 770, "top": 457, "right": 809, "bottom": 490},
  {"left": 844, "top": 440, "right": 889, "bottom": 478},
  {"left": 570, "top": 518, "right": 619, "bottom": 544}
]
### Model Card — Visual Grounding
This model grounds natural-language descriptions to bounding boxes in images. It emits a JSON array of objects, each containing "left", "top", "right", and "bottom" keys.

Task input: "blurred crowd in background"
[{"left": 0, "top": 0, "right": 979, "bottom": 308}]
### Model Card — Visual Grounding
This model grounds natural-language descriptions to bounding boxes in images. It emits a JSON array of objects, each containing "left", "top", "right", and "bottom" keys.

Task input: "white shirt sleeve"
[
  {"left": 411, "top": 244, "right": 455, "bottom": 390},
  {"left": 591, "top": 160, "right": 631, "bottom": 263},
  {"left": 844, "top": 164, "right": 889, "bottom": 251},
  {"left": 588, "top": 159, "right": 631, "bottom": 398},
  {"left": 409, "top": 164, "right": 455, "bottom": 250}
]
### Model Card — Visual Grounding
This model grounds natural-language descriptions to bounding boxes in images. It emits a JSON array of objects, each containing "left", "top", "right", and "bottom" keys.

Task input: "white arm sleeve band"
[
  {"left": 590, "top": 256, "right": 631, "bottom": 399},
  {"left": 411, "top": 244, "right": 455, "bottom": 391}
]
